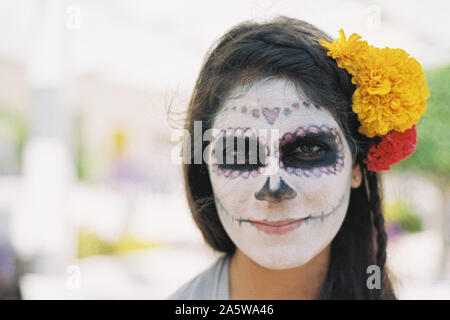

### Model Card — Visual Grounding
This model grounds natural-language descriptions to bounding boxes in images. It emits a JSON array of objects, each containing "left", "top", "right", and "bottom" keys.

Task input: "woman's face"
[{"left": 207, "top": 78, "right": 356, "bottom": 269}]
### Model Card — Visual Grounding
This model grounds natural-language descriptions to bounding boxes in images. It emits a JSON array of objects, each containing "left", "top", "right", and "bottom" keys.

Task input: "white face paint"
[{"left": 208, "top": 78, "right": 354, "bottom": 270}]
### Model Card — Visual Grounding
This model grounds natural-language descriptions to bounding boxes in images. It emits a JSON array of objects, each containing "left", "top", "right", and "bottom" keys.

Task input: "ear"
[{"left": 351, "top": 162, "right": 362, "bottom": 189}]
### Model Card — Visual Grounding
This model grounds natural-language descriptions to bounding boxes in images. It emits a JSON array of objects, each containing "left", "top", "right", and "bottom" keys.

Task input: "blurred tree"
[
  {"left": 394, "top": 64, "right": 450, "bottom": 178},
  {"left": 384, "top": 200, "right": 423, "bottom": 233},
  {"left": 392, "top": 64, "right": 450, "bottom": 277},
  {"left": 77, "top": 228, "right": 160, "bottom": 259}
]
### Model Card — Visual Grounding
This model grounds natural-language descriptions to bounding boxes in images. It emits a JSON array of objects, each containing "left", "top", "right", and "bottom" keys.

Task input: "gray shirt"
[{"left": 168, "top": 255, "right": 230, "bottom": 300}]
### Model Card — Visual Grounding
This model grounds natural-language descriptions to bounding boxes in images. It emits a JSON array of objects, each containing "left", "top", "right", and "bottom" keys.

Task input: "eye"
[
  {"left": 216, "top": 136, "right": 266, "bottom": 171},
  {"left": 280, "top": 134, "right": 338, "bottom": 169},
  {"left": 291, "top": 142, "right": 327, "bottom": 160}
]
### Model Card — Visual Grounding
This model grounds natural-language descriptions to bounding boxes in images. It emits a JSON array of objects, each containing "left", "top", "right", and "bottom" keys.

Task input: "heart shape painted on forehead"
[{"left": 262, "top": 107, "right": 280, "bottom": 125}]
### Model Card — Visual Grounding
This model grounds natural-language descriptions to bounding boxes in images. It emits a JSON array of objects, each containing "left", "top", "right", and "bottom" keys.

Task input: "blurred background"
[{"left": 0, "top": 0, "right": 448, "bottom": 299}]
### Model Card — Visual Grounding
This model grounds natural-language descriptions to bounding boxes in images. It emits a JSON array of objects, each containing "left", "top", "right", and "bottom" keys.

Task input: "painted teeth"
[
  {"left": 281, "top": 164, "right": 341, "bottom": 177},
  {"left": 283, "top": 133, "right": 294, "bottom": 142},
  {"left": 294, "top": 125, "right": 332, "bottom": 137},
  {"left": 312, "top": 168, "right": 321, "bottom": 177},
  {"left": 295, "top": 128, "right": 305, "bottom": 136},
  {"left": 309, "top": 126, "right": 319, "bottom": 134},
  {"left": 335, "top": 136, "right": 340, "bottom": 144},
  {"left": 231, "top": 170, "right": 240, "bottom": 179},
  {"left": 320, "top": 167, "right": 329, "bottom": 174}
]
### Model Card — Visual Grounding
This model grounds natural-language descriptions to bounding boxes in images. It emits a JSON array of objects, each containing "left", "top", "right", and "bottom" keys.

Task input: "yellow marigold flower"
[
  {"left": 319, "top": 30, "right": 430, "bottom": 138},
  {"left": 318, "top": 29, "right": 369, "bottom": 75},
  {"left": 353, "top": 47, "right": 429, "bottom": 137}
]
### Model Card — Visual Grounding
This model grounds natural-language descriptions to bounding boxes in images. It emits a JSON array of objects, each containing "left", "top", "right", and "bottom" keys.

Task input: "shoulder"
[{"left": 168, "top": 254, "right": 229, "bottom": 300}]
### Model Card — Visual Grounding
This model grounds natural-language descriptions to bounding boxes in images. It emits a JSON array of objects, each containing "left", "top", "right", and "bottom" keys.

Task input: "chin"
[{"left": 245, "top": 247, "right": 318, "bottom": 270}]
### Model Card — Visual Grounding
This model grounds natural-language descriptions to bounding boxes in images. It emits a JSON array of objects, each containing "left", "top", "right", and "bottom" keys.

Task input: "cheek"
[
  {"left": 286, "top": 145, "right": 353, "bottom": 212},
  {"left": 209, "top": 167, "right": 265, "bottom": 205},
  {"left": 290, "top": 170, "right": 349, "bottom": 202}
]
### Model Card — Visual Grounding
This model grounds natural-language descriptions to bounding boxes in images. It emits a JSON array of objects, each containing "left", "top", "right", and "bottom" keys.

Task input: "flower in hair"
[
  {"left": 319, "top": 29, "right": 429, "bottom": 138},
  {"left": 364, "top": 126, "right": 417, "bottom": 172},
  {"left": 352, "top": 47, "right": 429, "bottom": 138},
  {"left": 319, "top": 30, "right": 429, "bottom": 171},
  {"left": 318, "top": 29, "right": 369, "bottom": 76}
]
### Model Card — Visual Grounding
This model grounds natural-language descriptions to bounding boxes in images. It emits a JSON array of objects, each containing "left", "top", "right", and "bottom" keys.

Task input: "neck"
[{"left": 229, "top": 245, "right": 330, "bottom": 300}]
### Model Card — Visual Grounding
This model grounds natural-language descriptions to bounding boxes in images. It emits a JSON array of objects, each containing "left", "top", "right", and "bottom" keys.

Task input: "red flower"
[{"left": 364, "top": 126, "right": 417, "bottom": 172}]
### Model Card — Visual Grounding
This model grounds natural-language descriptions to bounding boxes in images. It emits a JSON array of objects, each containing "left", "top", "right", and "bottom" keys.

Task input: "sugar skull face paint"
[{"left": 208, "top": 78, "right": 355, "bottom": 269}]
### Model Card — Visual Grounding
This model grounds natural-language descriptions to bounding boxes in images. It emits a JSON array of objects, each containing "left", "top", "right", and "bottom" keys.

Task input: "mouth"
[{"left": 249, "top": 217, "right": 308, "bottom": 235}]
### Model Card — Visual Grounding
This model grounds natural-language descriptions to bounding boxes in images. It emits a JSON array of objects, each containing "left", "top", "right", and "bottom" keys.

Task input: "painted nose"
[{"left": 254, "top": 176, "right": 297, "bottom": 203}]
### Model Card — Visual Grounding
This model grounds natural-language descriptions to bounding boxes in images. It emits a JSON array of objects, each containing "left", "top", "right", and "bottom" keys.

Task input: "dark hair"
[{"left": 182, "top": 16, "right": 395, "bottom": 299}]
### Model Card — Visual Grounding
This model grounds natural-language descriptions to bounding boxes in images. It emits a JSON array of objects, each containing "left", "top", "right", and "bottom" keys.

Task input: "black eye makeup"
[
  {"left": 281, "top": 133, "right": 337, "bottom": 168},
  {"left": 210, "top": 125, "right": 345, "bottom": 179},
  {"left": 211, "top": 128, "right": 268, "bottom": 178},
  {"left": 279, "top": 125, "right": 344, "bottom": 177},
  {"left": 218, "top": 136, "right": 266, "bottom": 170}
]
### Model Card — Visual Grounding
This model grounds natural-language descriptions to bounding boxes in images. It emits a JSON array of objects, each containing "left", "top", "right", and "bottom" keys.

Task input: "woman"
[{"left": 169, "top": 16, "right": 428, "bottom": 300}]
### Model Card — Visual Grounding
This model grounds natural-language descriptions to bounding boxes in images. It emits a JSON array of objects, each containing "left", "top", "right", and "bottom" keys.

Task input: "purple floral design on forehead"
[{"left": 223, "top": 101, "right": 322, "bottom": 125}]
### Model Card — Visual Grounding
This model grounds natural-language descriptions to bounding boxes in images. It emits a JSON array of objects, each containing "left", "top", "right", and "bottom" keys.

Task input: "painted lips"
[{"left": 249, "top": 217, "right": 308, "bottom": 235}]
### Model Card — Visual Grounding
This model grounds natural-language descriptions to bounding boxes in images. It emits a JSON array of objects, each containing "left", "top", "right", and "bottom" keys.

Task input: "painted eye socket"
[
  {"left": 216, "top": 136, "right": 266, "bottom": 171},
  {"left": 281, "top": 135, "right": 337, "bottom": 169}
]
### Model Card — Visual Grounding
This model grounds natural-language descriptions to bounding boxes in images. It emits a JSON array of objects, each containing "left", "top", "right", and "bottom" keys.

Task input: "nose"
[{"left": 254, "top": 176, "right": 297, "bottom": 203}]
